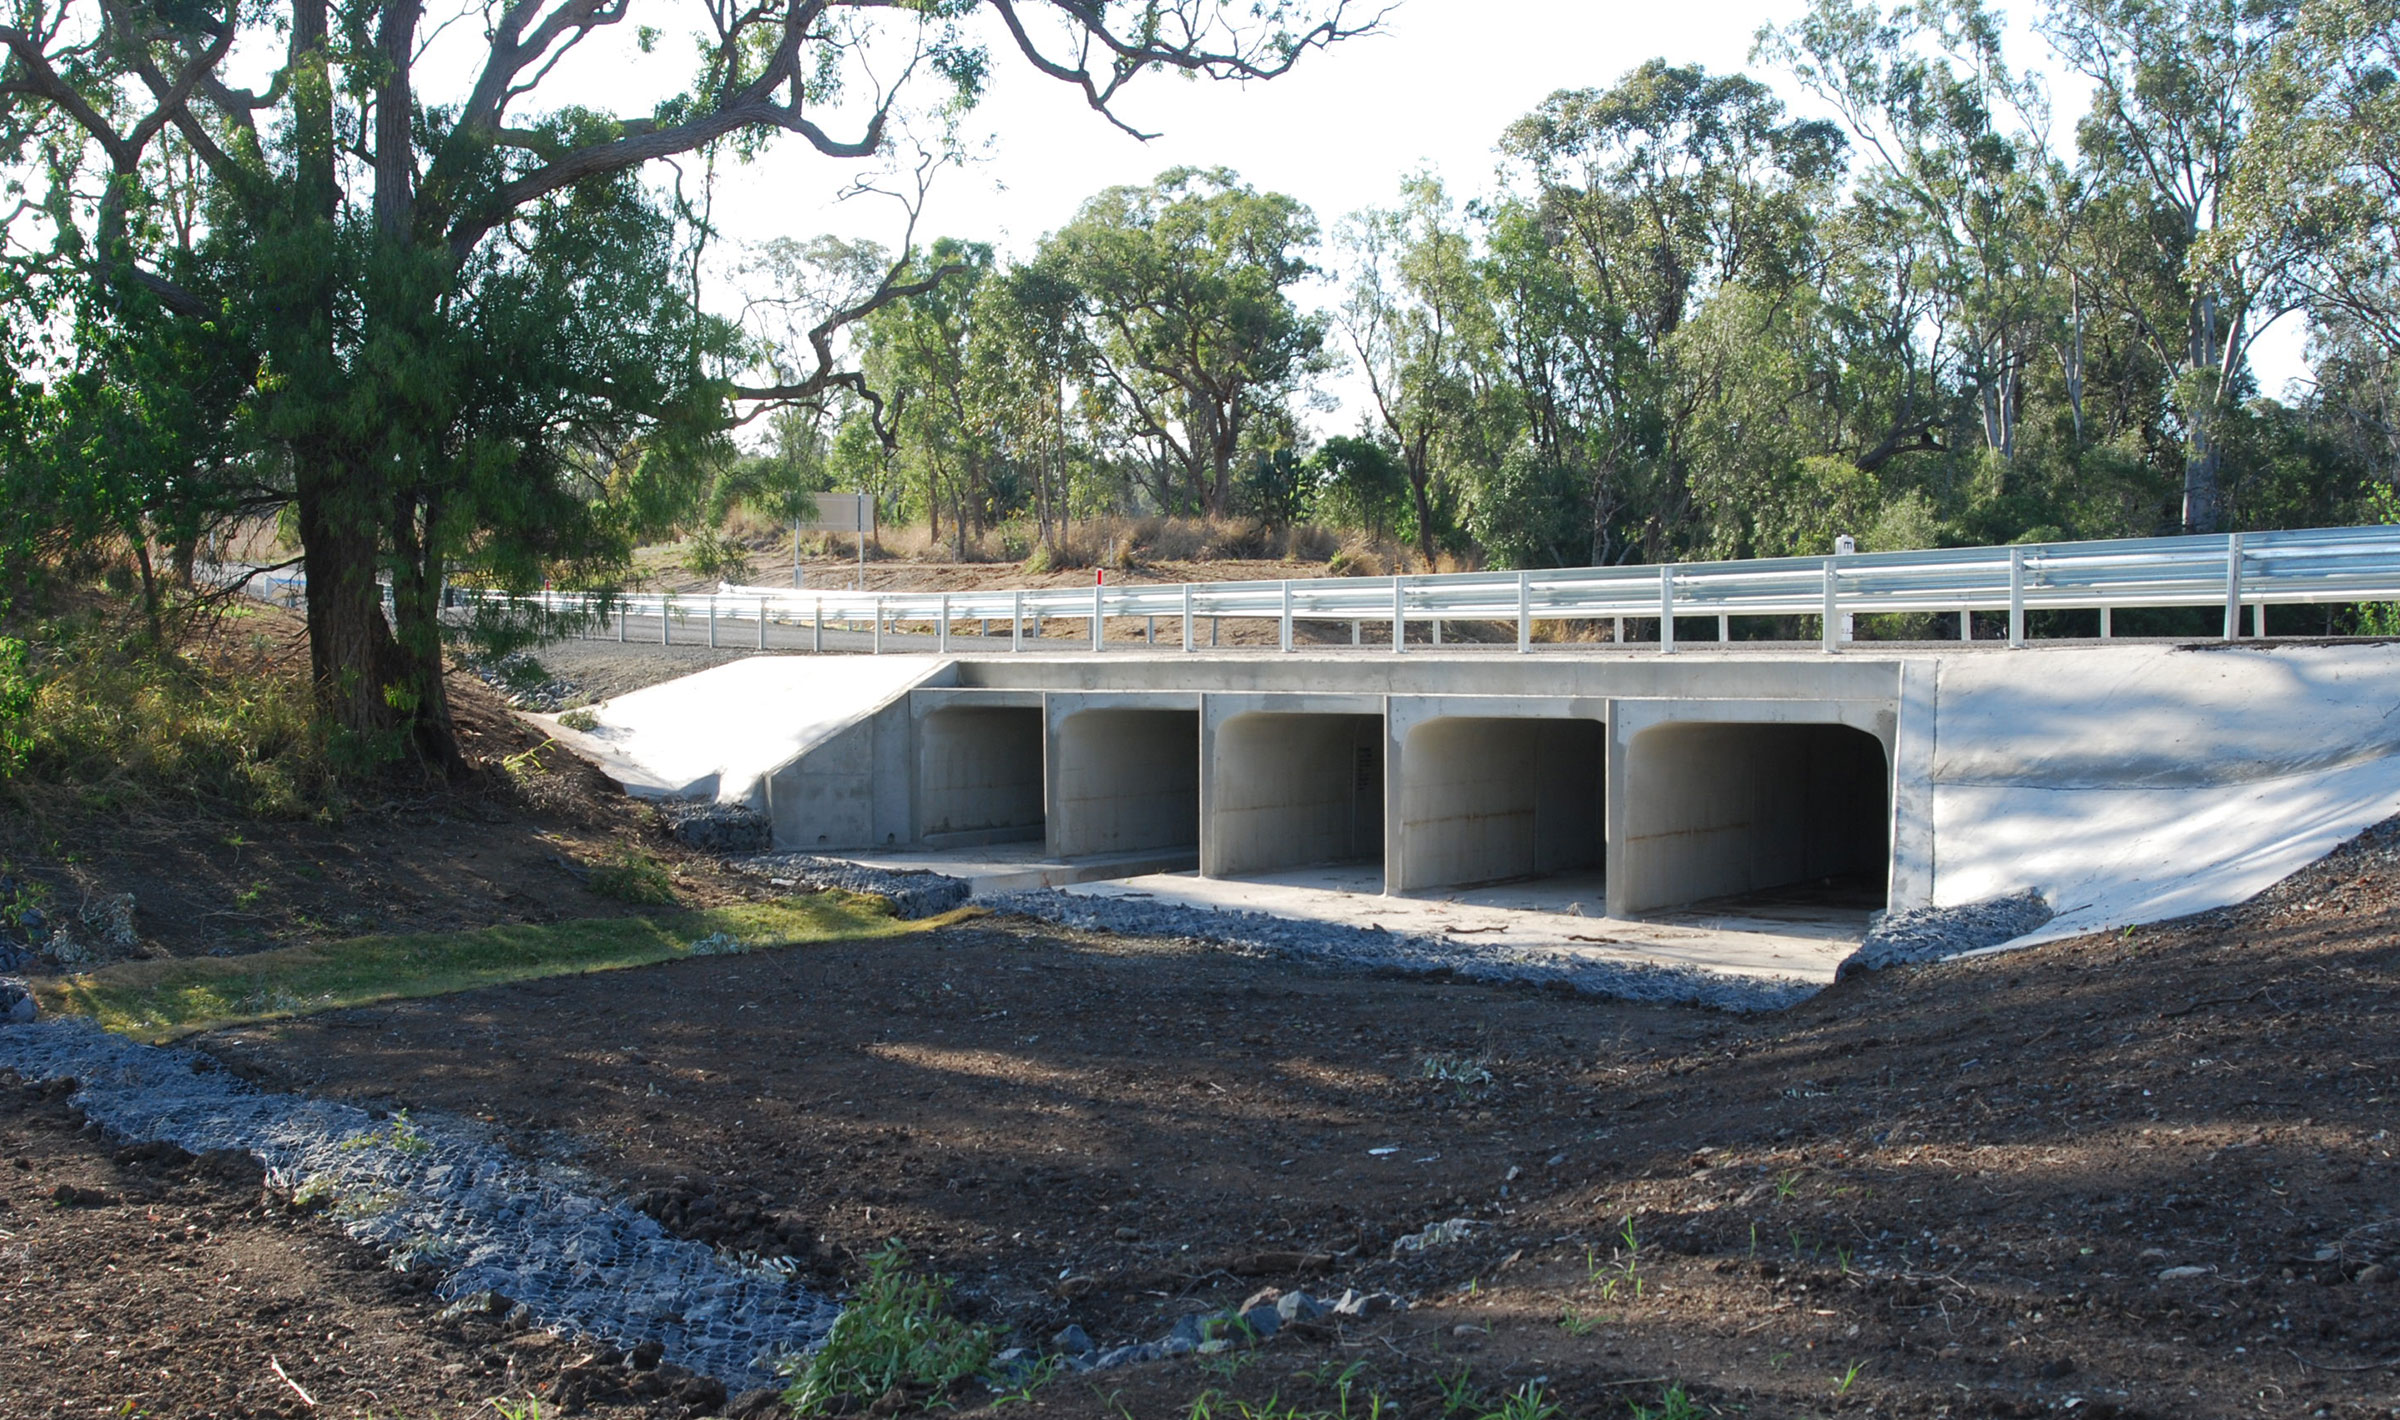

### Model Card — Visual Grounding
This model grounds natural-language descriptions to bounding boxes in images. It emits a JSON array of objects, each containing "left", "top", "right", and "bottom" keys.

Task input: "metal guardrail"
[{"left": 303, "top": 525, "right": 2400, "bottom": 655}]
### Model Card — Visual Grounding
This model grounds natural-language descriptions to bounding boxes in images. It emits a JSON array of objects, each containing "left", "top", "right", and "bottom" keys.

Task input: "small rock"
[
  {"left": 1050, "top": 1324, "right": 1093, "bottom": 1355},
  {"left": 2157, "top": 1265, "right": 2211, "bottom": 1280},
  {"left": 1113, "top": 1225, "right": 1142, "bottom": 1241},
  {"left": 729, "top": 1388, "right": 786, "bottom": 1420},
  {"left": 1451, "top": 1323, "right": 1487, "bottom": 1337},
  {"left": 1237, "top": 1304, "right": 1281, "bottom": 1340},
  {"left": 2356, "top": 1263, "right": 2392, "bottom": 1286},
  {"left": 1054, "top": 1273, "right": 1100, "bottom": 1299},
  {"left": 1239, "top": 1286, "right": 1282, "bottom": 1314},
  {"left": 1275, "top": 1291, "right": 1328, "bottom": 1324},
  {"left": 0, "top": 979, "right": 36, "bottom": 1025},
  {"left": 629, "top": 1338, "right": 664, "bottom": 1370}
]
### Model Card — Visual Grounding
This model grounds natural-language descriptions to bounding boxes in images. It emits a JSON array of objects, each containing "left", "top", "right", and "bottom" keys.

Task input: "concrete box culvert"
[
  {"left": 1395, "top": 716, "right": 1605, "bottom": 893},
  {"left": 1614, "top": 720, "right": 1890, "bottom": 917},
  {"left": 1048, "top": 707, "right": 1200, "bottom": 859},
  {"left": 1204, "top": 712, "right": 1385, "bottom": 881},
  {"left": 917, "top": 705, "right": 1045, "bottom": 847}
]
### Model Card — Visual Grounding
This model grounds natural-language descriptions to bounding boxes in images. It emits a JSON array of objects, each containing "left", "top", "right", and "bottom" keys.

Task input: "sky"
[{"left": 638, "top": 0, "right": 2311, "bottom": 426}]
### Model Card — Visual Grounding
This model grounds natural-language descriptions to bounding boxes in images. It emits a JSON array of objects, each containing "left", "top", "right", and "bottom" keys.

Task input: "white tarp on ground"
[
  {"left": 1929, "top": 642, "right": 2400, "bottom": 948},
  {"left": 533, "top": 655, "right": 946, "bottom": 804}
]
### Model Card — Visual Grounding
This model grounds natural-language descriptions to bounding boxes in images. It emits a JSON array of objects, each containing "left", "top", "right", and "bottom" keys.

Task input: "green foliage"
[
  {"left": 780, "top": 1242, "right": 1000, "bottom": 1415},
  {"left": 2, "top": 611, "right": 341, "bottom": 818},
  {"left": 42, "top": 894, "right": 924, "bottom": 1041},
  {"left": 587, "top": 851, "right": 677, "bottom": 907},
  {"left": 681, "top": 526, "right": 757, "bottom": 585},
  {"left": 1626, "top": 1386, "right": 1705, "bottom": 1420}
]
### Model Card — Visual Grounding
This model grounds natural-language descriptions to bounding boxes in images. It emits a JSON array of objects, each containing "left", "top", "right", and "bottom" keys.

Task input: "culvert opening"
[
  {"left": 1049, "top": 708, "right": 1200, "bottom": 860},
  {"left": 918, "top": 706, "right": 1045, "bottom": 848},
  {"left": 1397, "top": 716, "right": 1605, "bottom": 893},
  {"left": 1206, "top": 712, "right": 1385, "bottom": 884},
  {"left": 1617, "top": 720, "right": 1889, "bottom": 917}
]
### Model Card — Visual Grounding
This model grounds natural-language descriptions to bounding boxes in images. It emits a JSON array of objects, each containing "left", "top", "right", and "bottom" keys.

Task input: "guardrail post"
[
  {"left": 1431, "top": 617, "right": 1442, "bottom": 646},
  {"left": 662, "top": 596, "right": 672, "bottom": 647},
  {"left": 2008, "top": 547, "right": 2026, "bottom": 648},
  {"left": 2224, "top": 532, "right": 2244, "bottom": 640},
  {"left": 1091, "top": 582, "right": 1104, "bottom": 652},
  {"left": 708, "top": 594, "right": 718, "bottom": 648},
  {"left": 1391, "top": 577, "right": 1407, "bottom": 655},
  {"left": 873, "top": 596, "right": 884, "bottom": 654},
  {"left": 1517, "top": 571, "right": 1532, "bottom": 653},
  {"left": 1719, "top": 613, "right": 1731, "bottom": 642},
  {"left": 1352, "top": 620, "right": 1361, "bottom": 646},
  {"left": 2253, "top": 601, "right": 2265, "bottom": 638},
  {"left": 813, "top": 598, "right": 824, "bottom": 652},
  {"left": 1821, "top": 558, "right": 1840, "bottom": 654},
  {"left": 1280, "top": 581, "right": 1294, "bottom": 652},
  {"left": 1013, "top": 592, "right": 1025, "bottom": 652},
  {"left": 1960, "top": 609, "right": 1972, "bottom": 641},
  {"left": 1182, "top": 584, "right": 1194, "bottom": 653},
  {"left": 1146, "top": 615, "right": 1156, "bottom": 646},
  {"left": 1613, "top": 617, "right": 1623, "bottom": 643},
  {"left": 758, "top": 597, "right": 768, "bottom": 650},
  {"left": 2098, "top": 606, "right": 2110, "bottom": 640},
  {"left": 616, "top": 602, "right": 625, "bottom": 642},
  {"left": 1659, "top": 563, "right": 1676, "bottom": 655},
  {"left": 938, "top": 594, "right": 951, "bottom": 653}
]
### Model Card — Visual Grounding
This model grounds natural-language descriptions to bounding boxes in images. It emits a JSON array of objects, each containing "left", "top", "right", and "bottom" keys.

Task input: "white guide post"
[
  {"left": 1658, "top": 563, "right": 1676, "bottom": 655},
  {"left": 2224, "top": 532, "right": 2245, "bottom": 640},
  {"left": 2007, "top": 547, "right": 2026, "bottom": 648},
  {"left": 1821, "top": 559, "right": 1840, "bottom": 654},
  {"left": 1091, "top": 582, "right": 1104, "bottom": 652}
]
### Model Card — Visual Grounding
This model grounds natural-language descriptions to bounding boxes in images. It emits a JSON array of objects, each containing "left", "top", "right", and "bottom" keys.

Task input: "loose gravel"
[
  {"left": 1835, "top": 889, "right": 2055, "bottom": 980},
  {"left": 0, "top": 1018, "right": 838, "bottom": 1391},
  {"left": 728, "top": 854, "right": 973, "bottom": 920},
  {"left": 981, "top": 889, "right": 1820, "bottom": 1013}
]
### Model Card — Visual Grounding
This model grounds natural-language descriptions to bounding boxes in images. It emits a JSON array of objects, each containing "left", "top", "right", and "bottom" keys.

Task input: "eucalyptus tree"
[
  {"left": 857, "top": 237, "right": 996, "bottom": 554},
  {"left": 2041, "top": 0, "right": 2300, "bottom": 532},
  {"left": 1492, "top": 60, "right": 1845, "bottom": 563},
  {"left": 2228, "top": 0, "right": 2400, "bottom": 356},
  {"left": 1762, "top": 0, "right": 2072, "bottom": 469},
  {"left": 1043, "top": 166, "right": 1328, "bottom": 517},
  {"left": 1338, "top": 174, "right": 1499, "bottom": 560},
  {"left": 0, "top": 0, "right": 1369, "bottom": 763}
]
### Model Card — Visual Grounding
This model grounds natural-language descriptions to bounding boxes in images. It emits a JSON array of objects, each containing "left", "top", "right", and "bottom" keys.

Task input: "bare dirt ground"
[
  {"left": 5, "top": 629, "right": 2397, "bottom": 1419},
  {"left": 6, "top": 818, "right": 2396, "bottom": 1417}
]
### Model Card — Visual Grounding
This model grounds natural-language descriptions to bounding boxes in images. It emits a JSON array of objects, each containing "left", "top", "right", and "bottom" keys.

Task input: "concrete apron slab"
[
  {"left": 837, "top": 847, "right": 1858, "bottom": 984},
  {"left": 1063, "top": 868, "right": 1861, "bottom": 984},
  {"left": 841, "top": 842, "right": 1198, "bottom": 895}
]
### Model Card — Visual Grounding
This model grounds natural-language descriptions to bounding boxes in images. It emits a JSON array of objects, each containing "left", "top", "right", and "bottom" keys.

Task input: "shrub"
[{"left": 587, "top": 851, "right": 676, "bottom": 906}]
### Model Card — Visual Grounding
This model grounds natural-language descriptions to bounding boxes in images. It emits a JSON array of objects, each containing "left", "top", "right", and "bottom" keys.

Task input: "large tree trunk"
[{"left": 295, "top": 456, "right": 410, "bottom": 746}]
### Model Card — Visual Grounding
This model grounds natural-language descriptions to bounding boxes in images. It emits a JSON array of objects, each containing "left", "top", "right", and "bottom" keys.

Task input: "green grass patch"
[{"left": 38, "top": 894, "right": 970, "bottom": 1042}]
